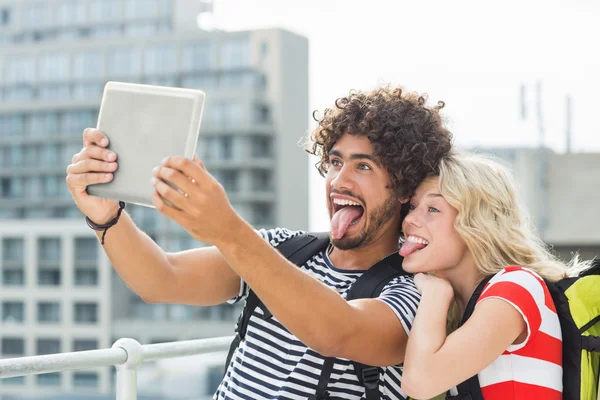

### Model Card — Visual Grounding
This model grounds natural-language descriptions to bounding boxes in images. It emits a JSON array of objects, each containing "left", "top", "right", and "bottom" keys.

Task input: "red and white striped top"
[{"left": 475, "top": 266, "right": 562, "bottom": 399}]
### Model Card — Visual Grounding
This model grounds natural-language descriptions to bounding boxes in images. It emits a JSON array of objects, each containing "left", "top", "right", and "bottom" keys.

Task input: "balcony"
[{"left": 0, "top": 336, "right": 233, "bottom": 399}]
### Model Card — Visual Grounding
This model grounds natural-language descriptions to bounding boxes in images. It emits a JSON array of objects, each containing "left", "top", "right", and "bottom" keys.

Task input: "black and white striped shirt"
[{"left": 215, "top": 228, "right": 421, "bottom": 400}]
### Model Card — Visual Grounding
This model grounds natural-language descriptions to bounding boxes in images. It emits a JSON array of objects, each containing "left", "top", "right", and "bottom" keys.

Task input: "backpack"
[
  {"left": 447, "top": 260, "right": 600, "bottom": 400},
  {"left": 225, "top": 232, "right": 409, "bottom": 400}
]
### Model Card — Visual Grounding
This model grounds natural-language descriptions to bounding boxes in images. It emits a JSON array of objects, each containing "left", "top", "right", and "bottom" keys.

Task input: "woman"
[{"left": 399, "top": 151, "right": 591, "bottom": 400}]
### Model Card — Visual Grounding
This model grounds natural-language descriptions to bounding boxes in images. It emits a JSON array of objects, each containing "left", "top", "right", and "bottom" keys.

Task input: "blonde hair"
[{"left": 437, "top": 150, "right": 591, "bottom": 282}]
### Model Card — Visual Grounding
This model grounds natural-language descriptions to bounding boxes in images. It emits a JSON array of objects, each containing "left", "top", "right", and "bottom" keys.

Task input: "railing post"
[{"left": 112, "top": 338, "right": 143, "bottom": 400}]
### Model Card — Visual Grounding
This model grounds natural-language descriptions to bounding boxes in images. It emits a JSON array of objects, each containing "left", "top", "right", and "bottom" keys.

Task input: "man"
[{"left": 66, "top": 85, "right": 452, "bottom": 399}]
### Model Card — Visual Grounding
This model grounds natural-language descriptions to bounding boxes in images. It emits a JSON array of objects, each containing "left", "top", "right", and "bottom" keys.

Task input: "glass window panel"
[
  {"left": 2, "top": 302, "right": 24, "bottom": 323},
  {"left": 37, "top": 372, "right": 61, "bottom": 386},
  {"left": 73, "top": 339, "right": 98, "bottom": 352},
  {"left": 73, "top": 372, "right": 98, "bottom": 387},
  {"left": 38, "top": 302, "right": 60, "bottom": 323},
  {"left": 108, "top": 48, "right": 140, "bottom": 76},
  {"left": 39, "top": 54, "right": 69, "bottom": 82},
  {"left": 220, "top": 38, "right": 250, "bottom": 69},
  {"left": 38, "top": 238, "right": 61, "bottom": 262},
  {"left": 74, "top": 303, "right": 98, "bottom": 323},
  {"left": 36, "top": 339, "right": 60, "bottom": 355},
  {"left": 182, "top": 43, "right": 212, "bottom": 71},
  {"left": 2, "top": 338, "right": 24, "bottom": 355},
  {"left": 57, "top": 0, "right": 86, "bottom": 26},
  {"left": 73, "top": 51, "right": 104, "bottom": 79},
  {"left": 143, "top": 46, "right": 176, "bottom": 74},
  {"left": 2, "top": 238, "right": 24, "bottom": 262}
]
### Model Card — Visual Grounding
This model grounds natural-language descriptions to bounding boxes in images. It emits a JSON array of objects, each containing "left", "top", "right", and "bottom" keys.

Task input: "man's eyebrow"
[{"left": 328, "top": 150, "right": 381, "bottom": 166}]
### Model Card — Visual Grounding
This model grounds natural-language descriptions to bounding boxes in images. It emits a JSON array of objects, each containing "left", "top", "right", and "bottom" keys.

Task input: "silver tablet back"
[{"left": 87, "top": 82, "right": 205, "bottom": 207}]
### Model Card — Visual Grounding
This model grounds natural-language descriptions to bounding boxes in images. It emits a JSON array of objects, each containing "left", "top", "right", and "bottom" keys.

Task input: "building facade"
[{"left": 0, "top": 0, "right": 309, "bottom": 396}]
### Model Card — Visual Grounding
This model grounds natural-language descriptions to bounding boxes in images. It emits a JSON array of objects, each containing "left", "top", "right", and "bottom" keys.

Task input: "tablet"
[{"left": 87, "top": 81, "right": 205, "bottom": 208}]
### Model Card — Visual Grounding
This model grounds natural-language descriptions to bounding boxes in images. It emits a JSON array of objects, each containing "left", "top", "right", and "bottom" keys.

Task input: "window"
[
  {"left": 39, "top": 54, "right": 69, "bottom": 82},
  {"left": 73, "top": 372, "right": 98, "bottom": 387},
  {"left": 251, "top": 170, "right": 272, "bottom": 191},
  {"left": 38, "top": 302, "right": 60, "bottom": 323},
  {"left": 6, "top": 57, "right": 34, "bottom": 84},
  {"left": 2, "top": 338, "right": 24, "bottom": 355},
  {"left": 143, "top": 46, "right": 176, "bottom": 75},
  {"left": 37, "top": 373, "right": 61, "bottom": 386},
  {"left": 182, "top": 43, "right": 212, "bottom": 71},
  {"left": 3, "top": 376, "right": 24, "bottom": 385},
  {"left": 73, "top": 236, "right": 98, "bottom": 283},
  {"left": 57, "top": 1, "right": 86, "bottom": 26},
  {"left": 181, "top": 74, "right": 217, "bottom": 90},
  {"left": 125, "top": 0, "right": 160, "bottom": 18},
  {"left": 38, "top": 238, "right": 60, "bottom": 263},
  {"left": 220, "top": 171, "right": 239, "bottom": 193},
  {"left": 73, "top": 51, "right": 104, "bottom": 79},
  {"left": 0, "top": 115, "right": 24, "bottom": 137},
  {"left": 2, "top": 302, "right": 24, "bottom": 323},
  {"left": 37, "top": 339, "right": 60, "bottom": 355},
  {"left": 253, "top": 203, "right": 274, "bottom": 226},
  {"left": 108, "top": 48, "right": 140, "bottom": 76},
  {"left": 220, "top": 38, "right": 250, "bottom": 68},
  {"left": 75, "top": 238, "right": 97, "bottom": 263},
  {"left": 1, "top": 8, "right": 11, "bottom": 26},
  {"left": 73, "top": 339, "right": 98, "bottom": 352},
  {"left": 125, "top": 23, "right": 156, "bottom": 36},
  {"left": 38, "top": 238, "right": 61, "bottom": 286},
  {"left": 75, "top": 269, "right": 98, "bottom": 286},
  {"left": 63, "top": 110, "right": 96, "bottom": 134},
  {"left": 39, "top": 84, "right": 70, "bottom": 100},
  {"left": 3, "top": 268, "right": 24, "bottom": 285},
  {"left": 2, "top": 238, "right": 24, "bottom": 262},
  {"left": 220, "top": 71, "right": 254, "bottom": 88},
  {"left": 74, "top": 303, "right": 98, "bottom": 324},
  {"left": 22, "top": 3, "right": 50, "bottom": 28},
  {"left": 90, "top": 0, "right": 120, "bottom": 22},
  {"left": 253, "top": 104, "right": 270, "bottom": 124},
  {"left": 251, "top": 136, "right": 272, "bottom": 158},
  {"left": 72, "top": 83, "right": 103, "bottom": 100}
]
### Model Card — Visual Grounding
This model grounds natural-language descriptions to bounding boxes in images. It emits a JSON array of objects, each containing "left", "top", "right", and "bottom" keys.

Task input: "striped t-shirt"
[
  {"left": 215, "top": 228, "right": 421, "bottom": 400},
  {"left": 469, "top": 266, "right": 562, "bottom": 399}
]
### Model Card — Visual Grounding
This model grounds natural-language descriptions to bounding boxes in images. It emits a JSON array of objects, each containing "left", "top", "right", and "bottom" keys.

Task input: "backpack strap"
[
  {"left": 313, "top": 252, "right": 408, "bottom": 400},
  {"left": 445, "top": 275, "right": 493, "bottom": 400},
  {"left": 224, "top": 232, "right": 330, "bottom": 371}
]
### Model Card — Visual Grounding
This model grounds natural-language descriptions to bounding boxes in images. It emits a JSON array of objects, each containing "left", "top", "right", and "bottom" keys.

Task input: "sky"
[{"left": 209, "top": 0, "right": 600, "bottom": 230}]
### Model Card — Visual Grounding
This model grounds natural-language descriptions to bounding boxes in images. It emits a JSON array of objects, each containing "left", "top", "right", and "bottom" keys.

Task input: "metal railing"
[{"left": 0, "top": 335, "right": 235, "bottom": 400}]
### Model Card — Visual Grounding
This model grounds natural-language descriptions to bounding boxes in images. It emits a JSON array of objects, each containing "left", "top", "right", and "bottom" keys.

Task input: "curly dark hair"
[{"left": 306, "top": 85, "right": 453, "bottom": 200}]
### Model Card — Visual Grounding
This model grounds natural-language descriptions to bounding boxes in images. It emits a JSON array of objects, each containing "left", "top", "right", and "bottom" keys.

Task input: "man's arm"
[
  {"left": 152, "top": 156, "right": 413, "bottom": 366},
  {"left": 216, "top": 221, "right": 410, "bottom": 366},
  {"left": 66, "top": 128, "right": 241, "bottom": 306},
  {"left": 96, "top": 211, "right": 240, "bottom": 306}
]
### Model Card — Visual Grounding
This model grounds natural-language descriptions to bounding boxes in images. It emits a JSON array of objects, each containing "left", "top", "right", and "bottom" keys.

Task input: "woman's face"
[{"left": 400, "top": 177, "right": 471, "bottom": 274}]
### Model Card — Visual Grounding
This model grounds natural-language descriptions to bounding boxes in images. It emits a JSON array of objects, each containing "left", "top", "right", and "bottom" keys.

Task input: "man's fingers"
[
  {"left": 67, "top": 159, "right": 118, "bottom": 175},
  {"left": 152, "top": 190, "right": 183, "bottom": 217},
  {"left": 151, "top": 177, "right": 189, "bottom": 210},
  {"left": 66, "top": 172, "right": 113, "bottom": 188},
  {"left": 162, "top": 156, "right": 209, "bottom": 182},
  {"left": 83, "top": 128, "right": 109, "bottom": 148},
  {"left": 152, "top": 166, "right": 195, "bottom": 196}
]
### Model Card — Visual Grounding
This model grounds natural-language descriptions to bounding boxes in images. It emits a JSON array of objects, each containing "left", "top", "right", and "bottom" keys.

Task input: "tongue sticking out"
[
  {"left": 399, "top": 241, "right": 426, "bottom": 257},
  {"left": 331, "top": 206, "right": 364, "bottom": 239}
]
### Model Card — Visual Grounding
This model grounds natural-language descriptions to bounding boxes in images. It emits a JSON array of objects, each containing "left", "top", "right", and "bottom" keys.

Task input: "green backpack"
[{"left": 447, "top": 260, "right": 600, "bottom": 400}]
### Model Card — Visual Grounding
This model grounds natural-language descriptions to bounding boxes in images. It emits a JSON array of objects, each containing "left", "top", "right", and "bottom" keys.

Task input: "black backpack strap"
[
  {"left": 446, "top": 275, "right": 493, "bottom": 400},
  {"left": 225, "top": 232, "right": 330, "bottom": 371},
  {"left": 313, "top": 252, "right": 408, "bottom": 400}
]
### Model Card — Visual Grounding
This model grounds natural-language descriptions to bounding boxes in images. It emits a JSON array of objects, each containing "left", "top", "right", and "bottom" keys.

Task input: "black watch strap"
[{"left": 85, "top": 201, "right": 126, "bottom": 245}]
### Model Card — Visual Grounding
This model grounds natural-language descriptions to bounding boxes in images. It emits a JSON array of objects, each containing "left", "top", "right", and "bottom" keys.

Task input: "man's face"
[{"left": 325, "top": 134, "right": 403, "bottom": 250}]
